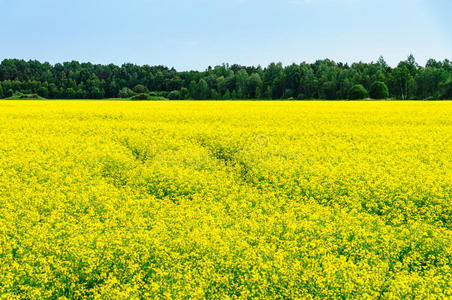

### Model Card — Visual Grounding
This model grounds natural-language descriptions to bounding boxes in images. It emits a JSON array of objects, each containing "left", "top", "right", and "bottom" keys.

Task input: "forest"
[{"left": 0, "top": 55, "right": 451, "bottom": 100}]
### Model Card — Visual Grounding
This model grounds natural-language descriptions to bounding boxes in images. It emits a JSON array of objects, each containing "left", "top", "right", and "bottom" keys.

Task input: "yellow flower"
[{"left": 0, "top": 100, "right": 450, "bottom": 298}]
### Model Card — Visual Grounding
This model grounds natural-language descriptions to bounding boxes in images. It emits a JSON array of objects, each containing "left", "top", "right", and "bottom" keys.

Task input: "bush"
[
  {"left": 297, "top": 93, "right": 305, "bottom": 100},
  {"left": 370, "top": 81, "right": 389, "bottom": 99},
  {"left": 158, "top": 91, "right": 170, "bottom": 98},
  {"left": 133, "top": 84, "right": 148, "bottom": 94},
  {"left": 131, "top": 93, "right": 150, "bottom": 100},
  {"left": 168, "top": 90, "right": 181, "bottom": 100},
  {"left": 6, "top": 92, "right": 45, "bottom": 100},
  {"left": 181, "top": 88, "right": 189, "bottom": 100},
  {"left": 37, "top": 87, "right": 49, "bottom": 98},
  {"left": 284, "top": 89, "right": 295, "bottom": 99},
  {"left": 149, "top": 96, "right": 169, "bottom": 100},
  {"left": 130, "top": 93, "right": 169, "bottom": 101},
  {"left": 349, "top": 84, "right": 369, "bottom": 100},
  {"left": 118, "top": 87, "right": 135, "bottom": 99}
]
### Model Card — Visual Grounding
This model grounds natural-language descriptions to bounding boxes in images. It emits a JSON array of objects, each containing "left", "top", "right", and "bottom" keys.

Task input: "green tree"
[
  {"left": 210, "top": 89, "right": 220, "bottom": 100},
  {"left": 118, "top": 87, "right": 134, "bottom": 98},
  {"left": 416, "top": 67, "right": 444, "bottom": 99},
  {"left": 255, "top": 87, "right": 262, "bottom": 99},
  {"left": 247, "top": 73, "right": 263, "bottom": 98},
  {"left": 107, "top": 80, "right": 119, "bottom": 98},
  {"left": 223, "top": 90, "right": 231, "bottom": 100},
  {"left": 263, "top": 62, "right": 284, "bottom": 98},
  {"left": 75, "top": 88, "right": 87, "bottom": 99},
  {"left": 0, "top": 84, "right": 3, "bottom": 98},
  {"left": 299, "top": 63, "right": 315, "bottom": 99},
  {"left": 216, "top": 76, "right": 226, "bottom": 95},
  {"left": 168, "top": 90, "right": 181, "bottom": 100},
  {"left": 283, "top": 64, "right": 301, "bottom": 96},
  {"left": 198, "top": 79, "right": 209, "bottom": 100},
  {"left": 284, "top": 88, "right": 294, "bottom": 99},
  {"left": 224, "top": 76, "right": 235, "bottom": 93},
  {"left": 236, "top": 69, "right": 248, "bottom": 97},
  {"left": 369, "top": 81, "right": 389, "bottom": 99},
  {"left": 48, "top": 83, "right": 59, "bottom": 98},
  {"left": 321, "top": 81, "right": 337, "bottom": 99},
  {"left": 392, "top": 65, "right": 416, "bottom": 100},
  {"left": 440, "top": 76, "right": 452, "bottom": 99},
  {"left": 0, "top": 56, "right": 448, "bottom": 100},
  {"left": 188, "top": 80, "right": 198, "bottom": 99},
  {"left": 237, "top": 87, "right": 244, "bottom": 99},
  {"left": 65, "top": 88, "right": 76, "bottom": 99},
  {"left": 180, "top": 87, "right": 189, "bottom": 100},
  {"left": 349, "top": 84, "right": 369, "bottom": 99},
  {"left": 1, "top": 81, "right": 12, "bottom": 95},
  {"left": 264, "top": 86, "right": 272, "bottom": 99},
  {"left": 90, "top": 87, "right": 104, "bottom": 99},
  {"left": 133, "top": 84, "right": 147, "bottom": 94}
]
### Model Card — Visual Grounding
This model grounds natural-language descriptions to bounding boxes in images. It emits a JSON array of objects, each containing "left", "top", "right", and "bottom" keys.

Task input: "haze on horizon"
[{"left": 1, "top": 0, "right": 451, "bottom": 70}]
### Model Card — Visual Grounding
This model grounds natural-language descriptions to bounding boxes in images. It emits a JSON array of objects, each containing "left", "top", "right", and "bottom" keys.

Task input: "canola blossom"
[{"left": 0, "top": 100, "right": 450, "bottom": 298}]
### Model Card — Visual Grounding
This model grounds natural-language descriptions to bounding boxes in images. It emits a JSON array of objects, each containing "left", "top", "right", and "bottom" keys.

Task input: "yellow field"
[{"left": 0, "top": 101, "right": 450, "bottom": 298}]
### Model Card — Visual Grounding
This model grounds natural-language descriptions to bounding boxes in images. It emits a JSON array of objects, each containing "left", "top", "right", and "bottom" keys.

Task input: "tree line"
[{"left": 0, "top": 55, "right": 451, "bottom": 100}]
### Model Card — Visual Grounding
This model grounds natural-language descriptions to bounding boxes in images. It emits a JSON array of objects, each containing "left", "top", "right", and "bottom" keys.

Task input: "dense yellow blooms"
[{"left": 0, "top": 100, "right": 450, "bottom": 298}]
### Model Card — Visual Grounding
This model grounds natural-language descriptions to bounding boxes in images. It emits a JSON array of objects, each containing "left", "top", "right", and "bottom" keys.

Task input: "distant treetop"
[{"left": 0, "top": 56, "right": 451, "bottom": 100}]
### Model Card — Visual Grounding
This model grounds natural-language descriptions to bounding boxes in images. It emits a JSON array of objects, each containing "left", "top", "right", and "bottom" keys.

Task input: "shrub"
[
  {"left": 149, "top": 96, "right": 169, "bottom": 100},
  {"left": 131, "top": 93, "right": 150, "bottom": 100},
  {"left": 168, "top": 90, "right": 181, "bottom": 100},
  {"left": 349, "top": 84, "right": 369, "bottom": 100},
  {"left": 370, "top": 81, "right": 389, "bottom": 99},
  {"left": 6, "top": 92, "right": 44, "bottom": 100},
  {"left": 284, "top": 89, "right": 295, "bottom": 99},
  {"left": 133, "top": 84, "right": 148, "bottom": 94},
  {"left": 180, "top": 88, "right": 189, "bottom": 100},
  {"left": 37, "top": 87, "right": 49, "bottom": 98},
  {"left": 118, "top": 87, "right": 135, "bottom": 99}
]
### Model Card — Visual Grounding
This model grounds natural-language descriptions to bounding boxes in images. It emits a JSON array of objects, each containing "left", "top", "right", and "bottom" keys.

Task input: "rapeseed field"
[{"left": 0, "top": 101, "right": 450, "bottom": 299}]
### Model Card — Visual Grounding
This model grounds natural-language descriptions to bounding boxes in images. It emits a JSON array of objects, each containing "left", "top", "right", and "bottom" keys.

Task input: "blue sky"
[{"left": 1, "top": 0, "right": 451, "bottom": 70}]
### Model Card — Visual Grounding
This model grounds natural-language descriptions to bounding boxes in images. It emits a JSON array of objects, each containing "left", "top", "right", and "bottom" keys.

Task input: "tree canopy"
[
  {"left": 370, "top": 81, "right": 389, "bottom": 99},
  {"left": 0, "top": 56, "right": 451, "bottom": 100},
  {"left": 349, "top": 84, "right": 369, "bottom": 100}
]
